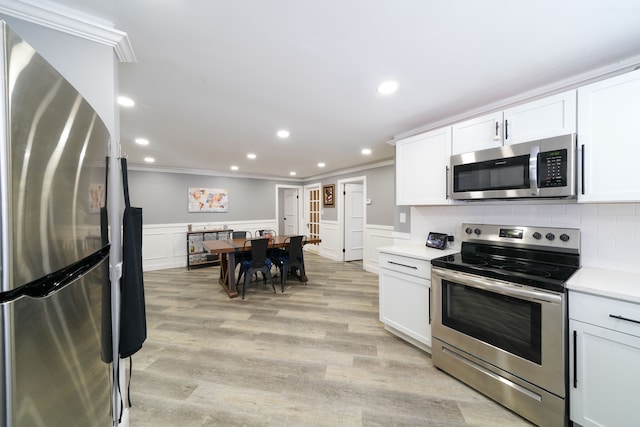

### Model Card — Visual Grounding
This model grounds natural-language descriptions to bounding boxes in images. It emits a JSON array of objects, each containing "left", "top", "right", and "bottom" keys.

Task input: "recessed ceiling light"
[
  {"left": 247, "top": 153, "right": 257, "bottom": 159},
  {"left": 361, "top": 148, "right": 372, "bottom": 155},
  {"left": 317, "top": 162, "right": 326, "bottom": 168},
  {"left": 377, "top": 81, "right": 398, "bottom": 95},
  {"left": 118, "top": 96, "right": 135, "bottom": 107},
  {"left": 289, "top": 171, "right": 296, "bottom": 176},
  {"left": 230, "top": 165, "right": 239, "bottom": 171},
  {"left": 135, "top": 138, "right": 149, "bottom": 145},
  {"left": 277, "top": 130, "right": 290, "bottom": 138},
  {"left": 144, "top": 157, "right": 155, "bottom": 163}
]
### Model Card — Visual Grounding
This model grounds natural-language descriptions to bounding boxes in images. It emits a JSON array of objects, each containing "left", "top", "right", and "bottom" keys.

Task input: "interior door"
[
  {"left": 304, "top": 185, "right": 320, "bottom": 253},
  {"left": 283, "top": 189, "right": 298, "bottom": 235},
  {"left": 344, "top": 183, "right": 363, "bottom": 261}
]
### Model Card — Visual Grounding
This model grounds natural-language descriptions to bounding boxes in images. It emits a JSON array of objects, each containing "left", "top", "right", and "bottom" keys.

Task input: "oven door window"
[{"left": 442, "top": 280, "right": 541, "bottom": 364}]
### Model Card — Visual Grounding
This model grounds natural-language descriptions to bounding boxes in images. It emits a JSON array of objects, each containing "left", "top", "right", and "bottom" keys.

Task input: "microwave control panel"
[{"left": 538, "top": 149, "right": 567, "bottom": 188}]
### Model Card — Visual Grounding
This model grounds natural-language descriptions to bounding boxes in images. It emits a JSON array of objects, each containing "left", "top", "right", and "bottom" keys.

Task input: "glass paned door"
[{"left": 305, "top": 185, "right": 320, "bottom": 246}]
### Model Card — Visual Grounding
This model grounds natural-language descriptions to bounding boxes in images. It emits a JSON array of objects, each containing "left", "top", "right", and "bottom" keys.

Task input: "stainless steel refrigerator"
[{"left": 0, "top": 23, "right": 112, "bottom": 426}]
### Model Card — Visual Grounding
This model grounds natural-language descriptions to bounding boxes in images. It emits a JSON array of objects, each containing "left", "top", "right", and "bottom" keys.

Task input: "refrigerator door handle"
[{"left": 0, "top": 245, "right": 110, "bottom": 303}]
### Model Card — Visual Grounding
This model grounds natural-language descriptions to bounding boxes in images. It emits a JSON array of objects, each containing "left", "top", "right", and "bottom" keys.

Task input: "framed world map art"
[{"left": 188, "top": 187, "right": 228, "bottom": 212}]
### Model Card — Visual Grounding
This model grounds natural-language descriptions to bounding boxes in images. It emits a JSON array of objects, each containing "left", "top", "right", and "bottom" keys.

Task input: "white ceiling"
[{"left": 26, "top": 1, "right": 640, "bottom": 178}]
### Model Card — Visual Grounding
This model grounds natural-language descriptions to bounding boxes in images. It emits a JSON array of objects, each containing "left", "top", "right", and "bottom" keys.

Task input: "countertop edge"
[
  {"left": 377, "top": 243, "right": 458, "bottom": 261},
  {"left": 567, "top": 266, "right": 640, "bottom": 304}
]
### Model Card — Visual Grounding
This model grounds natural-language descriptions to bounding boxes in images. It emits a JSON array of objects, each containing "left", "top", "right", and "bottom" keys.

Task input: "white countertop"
[
  {"left": 377, "top": 242, "right": 458, "bottom": 261},
  {"left": 567, "top": 267, "right": 640, "bottom": 304}
]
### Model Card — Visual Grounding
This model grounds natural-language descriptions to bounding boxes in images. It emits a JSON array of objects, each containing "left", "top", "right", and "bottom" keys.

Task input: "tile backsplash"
[{"left": 411, "top": 202, "right": 640, "bottom": 274}]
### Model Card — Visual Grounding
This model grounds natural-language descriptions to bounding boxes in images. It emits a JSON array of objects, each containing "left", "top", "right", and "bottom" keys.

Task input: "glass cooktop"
[{"left": 431, "top": 243, "right": 580, "bottom": 293}]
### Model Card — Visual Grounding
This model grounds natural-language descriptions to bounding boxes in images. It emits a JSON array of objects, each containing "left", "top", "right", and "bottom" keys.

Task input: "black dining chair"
[
  {"left": 272, "top": 235, "right": 306, "bottom": 292},
  {"left": 237, "top": 238, "right": 276, "bottom": 299},
  {"left": 255, "top": 229, "right": 279, "bottom": 262}
]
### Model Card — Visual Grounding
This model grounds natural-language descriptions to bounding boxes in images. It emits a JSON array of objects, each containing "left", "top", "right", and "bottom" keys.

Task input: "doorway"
[
  {"left": 337, "top": 176, "right": 366, "bottom": 262},
  {"left": 304, "top": 183, "right": 321, "bottom": 254},
  {"left": 275, "top": 185, "right": 303, "bottom": 235}
]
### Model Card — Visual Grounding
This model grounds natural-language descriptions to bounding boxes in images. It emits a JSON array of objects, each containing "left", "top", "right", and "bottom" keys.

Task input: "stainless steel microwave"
[{"left": 449, "top": 134, "right": 576, "bottom": 200}]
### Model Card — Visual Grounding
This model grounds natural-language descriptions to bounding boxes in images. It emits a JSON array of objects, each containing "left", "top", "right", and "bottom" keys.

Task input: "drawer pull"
[
  {"left": 609, "top": 314, "right": 640, "bottom": 325},
  {"left": 387, "top": 261, "right": 418, "bottom": 269}
]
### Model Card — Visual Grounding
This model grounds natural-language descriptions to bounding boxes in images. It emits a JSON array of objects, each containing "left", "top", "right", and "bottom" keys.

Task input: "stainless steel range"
[{"left": 430, "top": 223, "right": 580, "bottom": 427}]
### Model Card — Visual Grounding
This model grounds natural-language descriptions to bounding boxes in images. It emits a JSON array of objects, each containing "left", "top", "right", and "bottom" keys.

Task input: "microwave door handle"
[{"left": 529, "top": 145, "right": 540, "bottom": 196}]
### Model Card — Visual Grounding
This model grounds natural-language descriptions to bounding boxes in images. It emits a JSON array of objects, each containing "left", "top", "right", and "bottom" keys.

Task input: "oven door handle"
[{"left": 431, "top": 267, "right": 562, "bottom": 304}]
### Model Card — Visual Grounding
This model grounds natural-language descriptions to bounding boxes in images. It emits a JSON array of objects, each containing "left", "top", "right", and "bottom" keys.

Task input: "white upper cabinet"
[
  {"left": 577, "top": 69, "right": 640, "bottom": 202},
  {"left": 503, "top": 90, "right": 576, "bottom": 144},
  {"left": 451, "top": 112, "right": 503, "bottom": 155},
  {"left": 452, "top": 90, "right": 576, "bottom": 155},
  {"left": 396, "top": 126, "right": 452, "bottom": 205}
]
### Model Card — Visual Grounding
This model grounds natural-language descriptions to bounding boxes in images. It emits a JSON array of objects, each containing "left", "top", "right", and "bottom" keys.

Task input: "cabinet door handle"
[
  {"left": 609, "top": 314, "right": 640, "bottom": 325},
  {"left": 573, "top": 330, "right": 578, "bottom": 388},
  {"left": 494, "top": 121, "right": 500, "bottom": 140},
  {"left": 387, "top": 261, "right": 418, "bottom": 269},
  {"left": 504, "top": 119, "right": 509, "bottom": 140},
  {"left": 581, "top": 144, "right": 585, "bottom": 195},
  {"left": 445, "top": 166, "right": 450, "bottom": 199},
  {"left": 428, "top": 287, "right": 432, "bottom": 325}
]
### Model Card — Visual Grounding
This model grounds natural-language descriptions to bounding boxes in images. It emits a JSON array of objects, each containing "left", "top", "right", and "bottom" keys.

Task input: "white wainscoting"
[
  {"left": 319, "top": 220, "right": 392, "bottom": 273},
  {"left": 319, "top": 220, "right": 340, "bottom": 261},
  {"left": 142, "top": 220, "right": 393, "bottom": 273},
  {"left": 364, "top": 224, "right": 394, "bottom": 274},
  {"left": 141, "top": 220, "right": 277, "bottom": 271}
]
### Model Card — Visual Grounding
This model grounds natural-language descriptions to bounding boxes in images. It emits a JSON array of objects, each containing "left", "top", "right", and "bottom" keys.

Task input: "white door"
[
  {"left": 283, "top": 188, "right": 298, "bottom": 235},
  {"left": 344, "top": 183, "right": 363, "bottom": 261}
]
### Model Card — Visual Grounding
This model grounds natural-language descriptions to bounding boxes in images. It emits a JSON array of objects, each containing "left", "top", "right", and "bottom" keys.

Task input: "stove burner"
[
  {"left": 501, "top": 265, "right": 552, "bottom": 278},
  {"left": 460, "top": 257, "right": 488, "bottom": 266}
]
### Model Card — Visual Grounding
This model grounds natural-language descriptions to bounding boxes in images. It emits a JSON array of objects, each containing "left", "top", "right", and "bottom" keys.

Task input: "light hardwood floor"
[{"left": 129, "top": 252, "right": 533, "bottom": 426}]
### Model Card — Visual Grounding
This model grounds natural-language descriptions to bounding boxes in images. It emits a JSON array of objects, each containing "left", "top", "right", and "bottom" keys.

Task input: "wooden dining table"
[{"left": 202, "top": 235, "right": 321, "bottom": 298}]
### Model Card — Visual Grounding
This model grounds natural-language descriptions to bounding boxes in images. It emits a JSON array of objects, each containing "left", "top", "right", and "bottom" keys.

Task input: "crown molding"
[
  {"left": 0, "top": 0, "right": 135, "bottom": 62},
  {"left": 126, "top": 163, "right": 304, "bottom": 183},
  {"left": 395, "top": 53, "right": 640, "bottom": 141},
  {"left": 125, "top": 158, "right": 395, "bottom": 183},
  {"left": 302, "top": 159, "right": 394, "bottom": 183}
]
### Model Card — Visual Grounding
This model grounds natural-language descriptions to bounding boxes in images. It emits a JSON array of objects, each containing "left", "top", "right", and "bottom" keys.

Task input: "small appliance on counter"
[{"left": 426, "top": 232, "right": 449, "bottom": 250}]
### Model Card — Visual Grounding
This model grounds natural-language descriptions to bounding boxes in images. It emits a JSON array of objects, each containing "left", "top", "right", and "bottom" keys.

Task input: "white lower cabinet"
[
  {"left": 379, "top": 252, "right": 431, "bottom": 352},
  {"left": 569, "top": 291, "right": 640, "bottom": 427}
]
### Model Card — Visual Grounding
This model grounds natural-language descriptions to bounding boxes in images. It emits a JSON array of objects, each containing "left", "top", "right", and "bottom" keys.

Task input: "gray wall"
[
  {"left": 128, "top": 170, "right": 292, "bottom": 224},
  {"left": 128, "top": 163, "right": 395, "bottom": 227},
  {"left": 311, "top": 164, "right": 394, "bottom": 226}
]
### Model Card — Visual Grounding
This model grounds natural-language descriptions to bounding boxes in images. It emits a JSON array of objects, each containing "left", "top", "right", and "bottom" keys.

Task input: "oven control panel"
[{"left": 462, "top": 223, "right": 580, "bottom": 252}]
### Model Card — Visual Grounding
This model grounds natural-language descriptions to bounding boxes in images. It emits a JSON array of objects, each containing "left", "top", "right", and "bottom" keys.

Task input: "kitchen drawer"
[
  {"left": 379, "top": 252, "right": 430, "bottom": 279},
  {"left": 570, "top": 291, "right": 640, "bottom": 338}
]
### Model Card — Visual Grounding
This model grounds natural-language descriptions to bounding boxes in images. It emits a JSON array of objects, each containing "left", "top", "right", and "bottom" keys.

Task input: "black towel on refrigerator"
[{"left": 119, "top": 157, "right": 147, "bottom": 358}]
